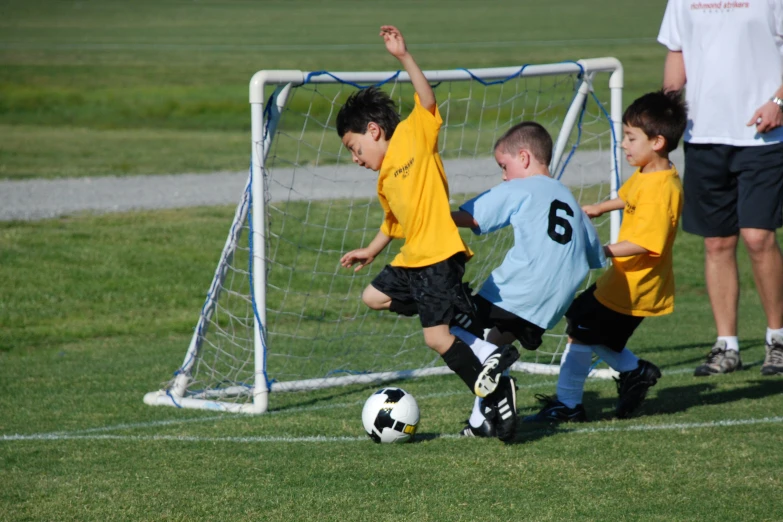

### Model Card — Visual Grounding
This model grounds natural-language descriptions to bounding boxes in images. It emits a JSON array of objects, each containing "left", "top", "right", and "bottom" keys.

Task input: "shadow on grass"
[
  {"left": 501, "top": 377, "right": 783, "bottom": 444},
  {"left": 644, "top": 378, "right": 783, "bottom": 415}
]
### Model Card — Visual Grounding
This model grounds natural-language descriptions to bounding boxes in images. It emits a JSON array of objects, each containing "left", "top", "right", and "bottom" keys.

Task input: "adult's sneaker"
[
  {"left": 474, "top": 344, "right": 520, "bottom": 398},
  {"left": 458, "top": 418, "right": 497, "bottom": 438},
  {"left": 761, "top": 333, "right": 783, "bottom": 376},
  {"left": 521, "top": 394, "right": 587, "bottom": 424},
  {"left": 694, "top": 340, "right": 742, "bottom": 376},
  {"left": 615, "top": 359, "right": 662, "bottom": 419},
  {"left": 482, "top": 375, "right": 517, "bottom": 442}
]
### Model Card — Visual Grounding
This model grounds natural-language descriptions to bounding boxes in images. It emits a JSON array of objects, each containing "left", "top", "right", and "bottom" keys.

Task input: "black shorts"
[
  {"left": 473, "top": 294, "right": 545, "bottom": 351},
  {"left": 682, "top": 142, "right": 783, "bottom": 237},
  {"left": 564, "top": 284, "right": 643, "bottom": 352},
  {"left": 371, "top": 253, "right": 474, "bottom": 329}
]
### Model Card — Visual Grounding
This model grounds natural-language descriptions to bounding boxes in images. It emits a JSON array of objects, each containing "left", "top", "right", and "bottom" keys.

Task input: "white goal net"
[{"left": 145, "top": 58, "right": 624, "bottom": 413}]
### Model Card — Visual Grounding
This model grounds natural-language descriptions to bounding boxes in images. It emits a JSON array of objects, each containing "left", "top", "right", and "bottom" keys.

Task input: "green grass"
[
  {"left": 0, "top": 0, "right": 670, "bottom": 179},
  {"left": 2, "top": 207, "right": 783, "bottom": 521}
]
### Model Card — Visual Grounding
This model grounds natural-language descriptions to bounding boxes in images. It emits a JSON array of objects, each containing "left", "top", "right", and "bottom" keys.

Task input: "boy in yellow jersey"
[
  {"left": 525, "top": 90, "right": 687, "bottom": 423},
  {"left": 337, "top": 25, "right": 519, "bottom": 435}
]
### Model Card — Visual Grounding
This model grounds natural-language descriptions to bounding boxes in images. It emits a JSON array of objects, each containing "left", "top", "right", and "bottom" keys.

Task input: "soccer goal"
[{"left": 144, "top": 57, "right": 624, "bottom": 414}]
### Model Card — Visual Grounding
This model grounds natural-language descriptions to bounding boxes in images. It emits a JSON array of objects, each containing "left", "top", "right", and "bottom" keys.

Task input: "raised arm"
[
  {"left": 663, "top": 50, "right": 686, "bottom": 94},
  {"left": 380, "top": 25, "right": 435, "bottom": 111}
]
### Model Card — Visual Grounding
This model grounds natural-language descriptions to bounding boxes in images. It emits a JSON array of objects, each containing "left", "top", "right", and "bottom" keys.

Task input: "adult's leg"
[
  {"left": 741, "top": 228, "right": 783, "bottom": 330},
  {"left": 743, "top": 226, "right": 783, "bottom": 328},
  {"left": 704, "top": 234, "right": 740, "bottom": 336}
]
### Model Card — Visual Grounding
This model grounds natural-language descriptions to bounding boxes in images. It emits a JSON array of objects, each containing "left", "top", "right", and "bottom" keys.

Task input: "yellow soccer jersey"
[
  {"left": 377, "top": 94, "right": 471, "bottom": 268},
  {"left": 594, "top": 166, "right": 683, "bottom": 317}
]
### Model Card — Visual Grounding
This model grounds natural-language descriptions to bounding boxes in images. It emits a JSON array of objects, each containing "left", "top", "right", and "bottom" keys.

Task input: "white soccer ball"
[{"left": 361, "top": 387, "right": 420, "bottom": 443}]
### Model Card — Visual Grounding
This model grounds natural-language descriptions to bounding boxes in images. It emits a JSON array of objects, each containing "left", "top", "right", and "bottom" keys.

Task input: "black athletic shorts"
[
  {"left": 473, "top": 294, "right": 545, "bottom": 351},
  {"left": 564, "top": 284, "right": 643, "bottom": 352},
  {"left": 370, "top": 252, "right": 475, "bottom": 328},
  {"left": 682, "top": 142, "right": 783, "bottom": 237}
]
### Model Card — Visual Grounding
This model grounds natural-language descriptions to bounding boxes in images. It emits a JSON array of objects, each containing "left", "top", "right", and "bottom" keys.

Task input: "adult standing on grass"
[{"left": 658, "top": 0, "right": 783, "bottom": 376}]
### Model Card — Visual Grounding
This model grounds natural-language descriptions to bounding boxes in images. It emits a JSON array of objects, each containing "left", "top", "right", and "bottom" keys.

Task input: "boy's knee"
[
  {"left": 423, "top": 325, "right": 452, "bottom": 355},
  {"left": 361, "top": 286, "right": 391, "bottom": 310}
]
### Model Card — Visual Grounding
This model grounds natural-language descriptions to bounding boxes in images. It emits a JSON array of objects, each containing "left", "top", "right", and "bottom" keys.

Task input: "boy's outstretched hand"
[
  {"left": 380, "top": 25, "right": 408, "bottom": 59},
  {"left": 340, "top": 248, "right": 376, "bottom": 273}
]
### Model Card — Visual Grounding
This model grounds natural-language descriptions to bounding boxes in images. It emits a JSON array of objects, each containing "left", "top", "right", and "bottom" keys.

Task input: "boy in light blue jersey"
[{"left": 450, "top": 121, "right": 606, "bottom": 439}]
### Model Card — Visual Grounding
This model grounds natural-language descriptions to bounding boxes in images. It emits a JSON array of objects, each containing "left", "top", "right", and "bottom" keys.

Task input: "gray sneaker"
[
  {"left": 761, "top": 334, "right": 783, "bottom": 376},
  {"left": 694, "top": 340, "right": 742, "bottom": 376}
]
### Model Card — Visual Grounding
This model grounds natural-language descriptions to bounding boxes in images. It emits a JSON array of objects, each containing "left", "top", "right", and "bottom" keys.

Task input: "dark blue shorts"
[{"left": 682, "top": 142, "right": 783, "bottom": 237}]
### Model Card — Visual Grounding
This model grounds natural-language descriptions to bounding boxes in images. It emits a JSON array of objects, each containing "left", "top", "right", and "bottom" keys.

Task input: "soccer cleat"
[
  {"left": 522, "top": 394, "right": 587, "bottom": 424},
  {"left": 614, "top": 359, "right": 662, "bottom": 419},
  {"left": 482, "top": 375, "right": 518, "bottom": 442},
  {"left": 474, "top": 344, "right": 520, "bottom": 398},
  {"left": 694, "top": 340, "right": 742, "bottom": 376},
  {"left": 458, "top": 418, "right": 497, "bottom": 438},
  {"left": 761, "top": 334, "right": 783, "bottom": 376}
]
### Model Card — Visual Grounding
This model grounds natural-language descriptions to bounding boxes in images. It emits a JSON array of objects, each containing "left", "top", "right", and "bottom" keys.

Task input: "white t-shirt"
[{"left": 658, "top": 0, "right": 783, "bottom": 146}]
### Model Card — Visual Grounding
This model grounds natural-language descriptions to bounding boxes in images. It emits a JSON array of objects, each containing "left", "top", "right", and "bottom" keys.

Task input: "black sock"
[
  {"left": 441, "top": 337, "right": 482, "bottom": 392},
  {"left": 389, "top": 299, "right": 418, "bottom": 317}
]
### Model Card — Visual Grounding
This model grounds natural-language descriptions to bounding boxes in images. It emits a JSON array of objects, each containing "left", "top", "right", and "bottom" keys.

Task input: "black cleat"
[
  {"left": 615, "top": 359, "right": 662, "bottom": 419},
  {"left": 474, "top": 344, "right": 520, "bottom": 398},
  {"left": 459, "top": 418, "right": 497, "bottom": 438},
  {"left": 522, "top": 394, "right": 587, "bottom": 424},
  {"left": 482, "top": 375, "right": 518, "bottom": 442}
]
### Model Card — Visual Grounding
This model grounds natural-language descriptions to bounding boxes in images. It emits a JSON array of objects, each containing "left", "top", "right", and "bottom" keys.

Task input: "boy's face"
[
  {"left": 341, "top": 123, "right": 386, "bottom": 172},
  {"left": 621, "top": 124, "right": 664, "bottom": 168},
  {"left": 494, "top": 148, "right": 527, "bottom": 181}
]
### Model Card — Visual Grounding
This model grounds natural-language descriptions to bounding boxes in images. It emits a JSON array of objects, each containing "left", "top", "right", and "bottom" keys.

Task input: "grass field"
[
  {"left": 3, "top": 1, "right": 783, "bottom": 521},
  {"left": 1, "top": 0, "right": 669, "bottom": 179},
  {"left": 2, "top": 208, "right": 783, "bottom": 521}
]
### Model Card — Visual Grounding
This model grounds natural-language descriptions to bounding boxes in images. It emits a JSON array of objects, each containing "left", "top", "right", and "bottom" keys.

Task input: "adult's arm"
[{"left": 663, "top": 50, "right": 686, "bottom": 93}]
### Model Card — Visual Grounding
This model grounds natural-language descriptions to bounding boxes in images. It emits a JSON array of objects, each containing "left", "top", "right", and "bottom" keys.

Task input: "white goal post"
[{"left": 144, "top": 57, "right": 624, "bottom": 414}]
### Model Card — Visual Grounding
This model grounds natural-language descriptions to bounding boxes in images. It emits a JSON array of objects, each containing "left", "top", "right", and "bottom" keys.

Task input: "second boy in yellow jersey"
[{"left": 525, "top": 90, "right": 687, "bottom": 424}]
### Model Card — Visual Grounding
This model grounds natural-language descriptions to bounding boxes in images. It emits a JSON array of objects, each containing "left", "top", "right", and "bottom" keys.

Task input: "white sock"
[
  {"left": 718, "top": 336, "right": 739, "bottom": 352},
  {"left": 452, "top": 325, "right": 505, "bottom": 428},
  {"left": 450, "top": 326, "right": 497, "bottom": 363},
  {"left": 591, "top": 345, "right": 639, "bottom": 373},
  {"left": 469, "top": 397, "right": 485, "bottom": 428},
  {"left": 556, "top": 343, "right": 593, "bottom": 409},
  {"left": 766, "top": 327, "right": 783, "bottom": 344}
]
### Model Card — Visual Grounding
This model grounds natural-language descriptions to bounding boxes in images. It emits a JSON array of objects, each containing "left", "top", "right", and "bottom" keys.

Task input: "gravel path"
[{"left": 0, "top": 150, "right": 683, "bottom": 222}]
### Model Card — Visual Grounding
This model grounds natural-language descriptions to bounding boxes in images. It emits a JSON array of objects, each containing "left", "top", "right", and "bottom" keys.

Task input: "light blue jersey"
[{"left": 459, "top": 176, "right": 606, "bottom": 329}]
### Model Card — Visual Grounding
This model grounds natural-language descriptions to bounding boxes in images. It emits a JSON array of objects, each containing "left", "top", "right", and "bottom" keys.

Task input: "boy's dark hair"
[
  {"left": 494, "top": 121, "right": 553, "bottom": 166},
  {"left": 623, "top": 89, "right": 688, "bottom": 153},
  {"left": 336, "top": 86, "right": 400, "bottom": 139}
]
